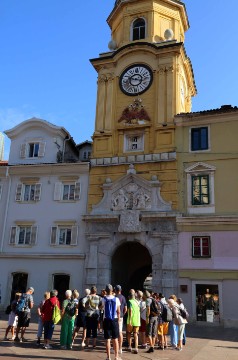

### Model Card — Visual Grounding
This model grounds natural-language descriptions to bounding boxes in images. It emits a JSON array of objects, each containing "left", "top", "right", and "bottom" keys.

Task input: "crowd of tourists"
[{"left": 3, "top": 284, "right": 188, "bottom": 359}]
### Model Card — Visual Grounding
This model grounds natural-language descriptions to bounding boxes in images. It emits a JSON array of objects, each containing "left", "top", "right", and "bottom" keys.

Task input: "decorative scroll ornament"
[{"left": 118, "top": 98, "right": 150, "bottom": 125}]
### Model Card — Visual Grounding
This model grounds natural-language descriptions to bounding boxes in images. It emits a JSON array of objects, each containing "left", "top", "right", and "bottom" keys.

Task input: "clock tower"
[{"left": 85, "top": 0, "right": 196, "bottom": 295}]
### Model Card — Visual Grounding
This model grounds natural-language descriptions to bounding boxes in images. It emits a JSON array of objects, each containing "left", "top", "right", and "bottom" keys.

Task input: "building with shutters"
[{"left": 0, "top": 118, "right": 89, "bottom": 305}]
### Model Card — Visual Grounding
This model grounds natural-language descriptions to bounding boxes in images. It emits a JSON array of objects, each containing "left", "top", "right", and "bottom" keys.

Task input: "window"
[
  {"left": 192, "top": 236, "right": 211, "bottom": 258},
  {"left": 192, "top": 175, "right": 209, "bottom": 205},
  {"left": 15, "top": 183, "right": 41, "bottom": 202},
  {"left": 20, "top": 141, "right": 46, "bottom": 159},
  {"left": 132, "top": 18, "right": 146, "bottom": 41},
  {"left": 50, "top": 226, "right": 78, "bottom": 246},
  {"left": 125, "top": 134, "right": 144, "bottom": 152},
  {"left": 191, "top": 127, "right": 208, "bottom": 151},
  {"left": 83, "top": 151, "right": 91, "bottom": 160},
  {"left": 185, "top": 162, "right": 216, "bottom": 214},
  {"left": 54, "top": 182, "right": 81, "bottom": 201},
  {"left": 9, "top": 225, "right": 37, "bottom": 246},
  {"left": 29, "top": 143, "right": 40, "bottom": 157}
]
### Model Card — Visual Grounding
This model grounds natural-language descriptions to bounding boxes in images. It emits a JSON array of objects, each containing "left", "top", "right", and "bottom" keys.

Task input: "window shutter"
[
  {"left": 50, "top": 226, "right": 58, "bottom": 245},
  {"left": 74, "top": 182, "right": 81, "bottom": 200},
  {"left": 71, "top": 226, "right": 78, "bottom": 245},
  {"left": 30, "top": 226, "right": 37, "bottom": 245},
  {"left": 34, "top": 183, "right": 42, "bottom": 201},
  {"left": 38, "top": 142, "right": 46, "bottom": 157},
  {"left": 0, "top": 184, "right": 2, "bottom": 200},
  {"left": 15, "top": 184, "right": 23, "bottom": 201},
  {"left": 54, "top": 182, "right": 62, "bottom": 201},
  {"left": 20, "top": 143, "right": 27, "bottom": 158},
  {"left": 9, "top": 226, "right": 17, "bottom": 245}
]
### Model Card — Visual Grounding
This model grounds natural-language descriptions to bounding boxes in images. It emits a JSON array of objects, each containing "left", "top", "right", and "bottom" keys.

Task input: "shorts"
[
  {"left": 8, "top": 311, "right": 18, "bottom": 327},
  {"left": 103, "top": 318, "right": 119, "bottom": 340},
  {"left": 139, "top": 318, "right": 146, "bottom": 333},
  {"left": 76, "top": 312, "right": 86, "bottom": 328},
  {"left": 146, "top": 316, "right": 158, "bottom": 338},
  {"left": 17, "top": 312, "right": 31, "bottom": 328},
  {"left": 126, "top": 324, "right": 139, "bottom": 333},
  {"left": 158, "top": 322, "right": 169, "bottom": 336}
]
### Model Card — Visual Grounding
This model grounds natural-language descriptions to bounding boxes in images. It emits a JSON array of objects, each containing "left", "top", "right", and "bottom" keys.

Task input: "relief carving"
[
  {"left": 118, "top": 210, "right": 141, "bottom": 233},
  {"left": 112, "top": 185, "right": 151, "bottom": 211},
  {"left": 118, "top": 98, "right": 150, "bottom": 125}
]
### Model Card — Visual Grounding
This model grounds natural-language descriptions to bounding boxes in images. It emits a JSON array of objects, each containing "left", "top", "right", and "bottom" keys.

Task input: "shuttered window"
[
  {"left": 54, "top": 182, "right": 80, "bottom": 201},
  {"left": 50, "top": 225, "right": 78, "bottom": 246},
  {"left": 15, "top": 183, "right": 41, "bottom": 202},
  {"left": 9, "top": 226, "right": 37, "bottom": 246}
]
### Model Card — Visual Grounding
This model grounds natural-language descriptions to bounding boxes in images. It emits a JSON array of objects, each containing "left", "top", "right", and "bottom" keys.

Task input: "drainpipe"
[
  {"left": 1, "top": 166, "right": 11, "bottom": 253},
  {"left": 62, "top": 136, "right": 71, "bottom": 163}
]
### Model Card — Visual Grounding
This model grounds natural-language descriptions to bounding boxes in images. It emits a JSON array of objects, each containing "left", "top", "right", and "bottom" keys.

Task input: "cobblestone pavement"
[{"left": 0, "top": 314, "right": 238, "bottom": 360}]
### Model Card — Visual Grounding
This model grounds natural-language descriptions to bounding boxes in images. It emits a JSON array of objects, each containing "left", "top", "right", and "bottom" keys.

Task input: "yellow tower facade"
[
  {"left": 85, "top": 0, "right": 196, "bottom": 294},
  {"left": 89, "top": 0, "right": 196, "bottom": 211}
]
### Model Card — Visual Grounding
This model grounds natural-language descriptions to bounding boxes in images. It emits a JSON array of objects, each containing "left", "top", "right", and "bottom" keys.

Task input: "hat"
[
  {"left": 105, "top": 284, "right": 113, "bottom": 292},
  {"left": 28, "top": 287, "right": 34, "bottom": 294},
  {"left": 115, "top": 285, "right": 121, "bottom": 291}
]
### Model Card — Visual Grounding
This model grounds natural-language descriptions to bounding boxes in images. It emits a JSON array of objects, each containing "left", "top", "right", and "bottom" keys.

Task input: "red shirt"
[{"left": 42, "top": 296, "right": 60, "bottom": 321}]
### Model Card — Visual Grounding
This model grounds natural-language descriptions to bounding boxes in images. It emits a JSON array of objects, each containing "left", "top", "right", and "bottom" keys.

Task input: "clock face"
[{"left": 119, "top": 64, "right": 153, "bottom": 96}]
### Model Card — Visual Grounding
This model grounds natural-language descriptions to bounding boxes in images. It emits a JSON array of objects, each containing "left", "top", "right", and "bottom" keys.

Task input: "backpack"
[
  {"left": 150, "top": 298, "right": 161, "bottom": 316},
  {"left": 161, "top": 303, "right": 173, "bottom": 322},
  {"left": 104, "top": 297, "right": 117, "bottom": 320},
  {"left": 65, "top": 299, "right": 76, "bottom": 317},
  {"left": 180, "top": 306, "right": 189, "bottom": 320},
  {"left": 15, "top": 294, "right": 28, "bottom": 315},
  {"left": 52, "top": 305, "right": 61, "bottom": 324},
  {"left": 5, "top": 304, "right": 12, "bottom": 315}
]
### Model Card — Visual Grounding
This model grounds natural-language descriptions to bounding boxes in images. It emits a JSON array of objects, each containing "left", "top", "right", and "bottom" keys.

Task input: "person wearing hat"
[
  {"left": 115, "top": 285, "right": 127, "bottom": 354},
  {"left": 100, "top": 284, "right": 121, "bottom": 360},
  {"left": 15, "top": 286, "right": 34, "bottom": 343}
]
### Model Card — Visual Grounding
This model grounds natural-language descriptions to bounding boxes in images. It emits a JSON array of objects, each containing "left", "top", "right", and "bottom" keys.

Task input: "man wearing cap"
[
  {"left": 115, "top": 285, "right": 127, "bottom": 354},
  {"left": 100, "top": 284, "right": 121, "bottom": 360},
  {"left": 15, "top": 287, "right": 34, "bottom": 343}
]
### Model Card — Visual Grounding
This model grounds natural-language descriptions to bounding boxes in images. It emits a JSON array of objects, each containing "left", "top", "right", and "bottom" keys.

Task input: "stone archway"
[{"left": 111, "top": 242, "right": 152, "bottom": 296}]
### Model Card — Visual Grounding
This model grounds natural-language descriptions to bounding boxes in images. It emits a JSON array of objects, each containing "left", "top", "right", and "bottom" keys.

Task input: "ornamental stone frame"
[{"left": 83, "top": 165, "right": 180, "bottom": 297}]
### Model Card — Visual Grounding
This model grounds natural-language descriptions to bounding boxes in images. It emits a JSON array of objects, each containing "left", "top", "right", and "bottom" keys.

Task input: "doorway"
[
  {"left": 53, "top": 274, "right": 70, "bottom": 306},
  {"left": 11, "top": 272, "right": 28, "bottom": 302},
  {"left": 111, "top": 242, "right": 152, "bottom": 296}
]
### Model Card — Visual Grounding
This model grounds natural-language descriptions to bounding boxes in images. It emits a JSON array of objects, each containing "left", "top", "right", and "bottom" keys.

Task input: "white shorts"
[{"left": 8, "top": 311, "right": 18, "bottom": 327}]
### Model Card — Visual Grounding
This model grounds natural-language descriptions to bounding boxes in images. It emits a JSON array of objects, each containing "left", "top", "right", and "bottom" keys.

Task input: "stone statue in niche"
[
  {"left": 112, "top": 189, "right": 128, "bottom": 210},
  {"left": 133, "top": 188, "right": 150, "bottom": 209}
]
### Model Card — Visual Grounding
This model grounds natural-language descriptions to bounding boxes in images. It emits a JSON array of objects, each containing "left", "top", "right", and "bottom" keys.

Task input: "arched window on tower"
[{"left": 131, "top": 18, "right": 146, "bottom": 41}]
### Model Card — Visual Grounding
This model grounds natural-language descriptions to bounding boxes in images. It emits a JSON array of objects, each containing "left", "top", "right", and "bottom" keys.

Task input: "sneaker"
[
  {"left": 20, "top": 337, "right": 27, "bottom": 342},
  {"left": 146, "top": 347, "right": 154, "bottom": 353},
  {"left": 36, "top": 339, "right": 41, "bottom": 345},
  {"left": 141, "top": 344, "right": 147, "bottom": 349},
  {"left": 133, "top": 348, "right": 138, "bottom": 354},
  {"left": 81, "top": 342, "right": 86, "bottom": 347},
  {"left": 126, "top": 347, "right": 132, "bottom": 352},
  {"left": 176, "top": 347, "right": 182, "bottom": 351},
  {"left": 45, "top": 344, "right": 52, "bottom": 349},
  {"left": 14, "top": 337, "right": 20, "bottom": 342},
  {"left": 118, "top": 348, "right": 122, "bottom": 354}
]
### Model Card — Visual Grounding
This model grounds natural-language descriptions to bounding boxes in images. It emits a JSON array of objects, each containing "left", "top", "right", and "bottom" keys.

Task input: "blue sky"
[{"left": 1, "top": 0, "right": 238, "bottom": 160}]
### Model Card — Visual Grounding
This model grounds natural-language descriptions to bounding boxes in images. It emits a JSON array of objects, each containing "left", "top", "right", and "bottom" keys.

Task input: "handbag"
[{"left": 52, "top": 305, "right": 61, "bottom": 324}]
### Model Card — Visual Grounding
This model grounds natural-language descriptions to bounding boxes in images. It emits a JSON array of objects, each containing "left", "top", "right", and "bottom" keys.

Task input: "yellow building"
[
  {"left": 175, "top": 106, "right": 238, "bottom": 326},
  {"left": 84, "top": 0, "right": 196, "bottom": 295}
]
